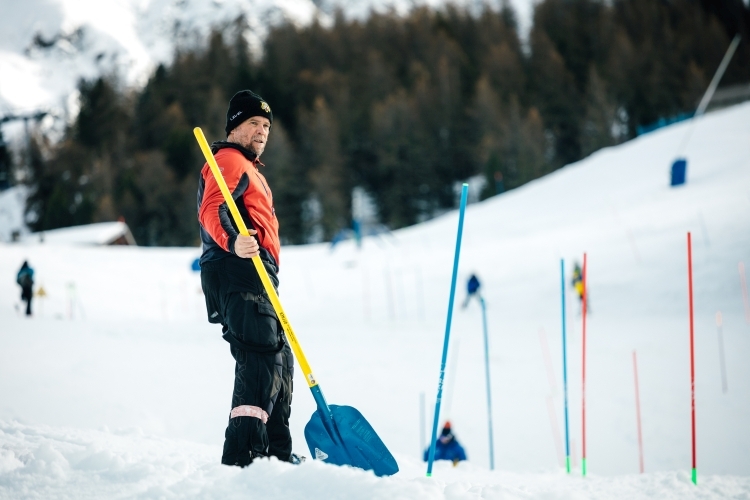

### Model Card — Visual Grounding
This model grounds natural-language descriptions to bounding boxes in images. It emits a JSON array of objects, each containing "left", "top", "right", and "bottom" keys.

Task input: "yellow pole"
[{"left": 193, "top": 127, "right": 317, "bottom": 388}]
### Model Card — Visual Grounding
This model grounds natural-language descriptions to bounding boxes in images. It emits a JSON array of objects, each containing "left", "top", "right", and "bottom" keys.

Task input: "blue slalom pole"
[
  {"left": 427, "top": 183, "right": 469, "bottom": 477},
  {"left": 480, "top": 296, "right": 495, "bottom": 470},
  {"left": 561, "top": 259, "right": 571, "bottom": 473}
]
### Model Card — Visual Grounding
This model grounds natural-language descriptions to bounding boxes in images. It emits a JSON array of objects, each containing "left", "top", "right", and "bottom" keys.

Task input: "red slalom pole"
[
  {"left": 581, "top": 252, "right": 588, "bottom": 477},
  {"left": 632, "top": 350, "right": 644, "bottom": 473},
  {"left": 687, "top": 233, "right": 697, "bottom": 485}
]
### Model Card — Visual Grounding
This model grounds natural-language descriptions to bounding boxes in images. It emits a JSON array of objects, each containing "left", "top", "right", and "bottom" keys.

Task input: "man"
[
  {"left": 16, "top": 260, "right": 34, "bottom": 316},
  {"left": 197, "top": 90, "right": 297, "bottom": 467}
]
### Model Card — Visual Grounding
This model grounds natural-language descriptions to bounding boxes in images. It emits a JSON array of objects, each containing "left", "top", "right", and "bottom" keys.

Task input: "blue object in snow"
[
  {"left": 671, "top": 158, "right": 687, "bottom": 186},
  {"left": 423, "top": 423, "right": 467, "bottom": 463},
  {"left": 16, "top": 263, "right": 34, "bottom": 286},
  {"left": 479, "top": 296, "right": 495, "bottom": 470},
  {"left": 304, "top": 385, "right": 399, "bottom": 476},
  {"left": 191, "top": 258, "right": 201, "bottom": 272},
  {"left": 561, "top": 259, "right": 571, "bottom": 473}
]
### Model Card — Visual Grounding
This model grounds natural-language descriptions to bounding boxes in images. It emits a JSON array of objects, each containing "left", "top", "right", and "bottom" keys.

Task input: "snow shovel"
[{"left": 194, "top": 127, "right": 399, "bottom": 477}]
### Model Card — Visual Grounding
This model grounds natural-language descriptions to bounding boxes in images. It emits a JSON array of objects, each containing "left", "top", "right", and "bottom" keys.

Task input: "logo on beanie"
[
  {"left": 261, "top": 101, "right": 271, "bottom": 113},
  {"left": 230, "top": 111, "right": 243, "bottom": 121}
]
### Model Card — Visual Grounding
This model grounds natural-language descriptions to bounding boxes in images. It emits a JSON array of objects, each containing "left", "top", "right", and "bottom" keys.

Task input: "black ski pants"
[
  {"left": 201, "top": 255, "right": 293, "bottom": 467},
  {"left": 21, "top": 285, "right": 32, "bottom": 316}
]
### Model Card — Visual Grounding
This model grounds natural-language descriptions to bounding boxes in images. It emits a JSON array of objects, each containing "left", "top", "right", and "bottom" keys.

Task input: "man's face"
[{"left": 228, "top": 116, "right": 271, "bottom": 156}]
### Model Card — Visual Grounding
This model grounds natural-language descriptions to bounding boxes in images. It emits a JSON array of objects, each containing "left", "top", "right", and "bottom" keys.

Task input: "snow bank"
[
  {"left": 3, "top": 420, "right": 747, "bottom": 499},
  {"left": 0, "top": 103, "right": 749, "bottom": 497}
]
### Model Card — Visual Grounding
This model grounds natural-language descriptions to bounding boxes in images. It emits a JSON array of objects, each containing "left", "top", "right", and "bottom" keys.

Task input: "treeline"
[{"left": 24, "top": 0, "right": 750, "bottom": 245}]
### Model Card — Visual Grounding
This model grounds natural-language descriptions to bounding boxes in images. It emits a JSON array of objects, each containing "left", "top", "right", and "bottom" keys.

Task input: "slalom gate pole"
[
  {"left": 739, "top": 262, "right": 750, "bottom": 324},
  {"left": 581, "top": 252, "right": 588, "bottom": 477},
  {"left": 633, "top": 350, "right": 644, "bottom": 474},
  {"left": 385, "top": 266, "right": 396, "bottom": 321},
  {"left": 419, "top": 392, "right": 426, "bottom": 458},
  {"left": 545, "top": 396, "right": 565, "bottom": 468},
  {"left": 416, "top": 266, "right": 426, "bottom": 321},
  {"left": 561, "top": 259, "right": 571, "bottom": 473},
  {"left": 426, "top": 183, "right": 469, "bottom": 477},
  {"left": 362, "top": 266, "right": 371, "bottom": 322},
  {"left": 480, "top": 296, "right": 496, "bottom": 470},
  {"left": 539, "top": 328, "right": 564, "bottom": 467},
  {"left": 716, "top": 312, "right": 728, "bottom": 394},
  {"left": 688, "top": 233, "right": 697, "bottom": 485}
]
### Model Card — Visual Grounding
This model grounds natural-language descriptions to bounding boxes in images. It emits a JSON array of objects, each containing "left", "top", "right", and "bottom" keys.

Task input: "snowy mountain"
[
  {"left": 1, "top": 100, "right": 749, "bottom": 498},
  {"left": 0, "top": 0, "right": 535, "bottom": 139},
  {"left": 0, "top": 0, "right": 317, "bottom": 130}
]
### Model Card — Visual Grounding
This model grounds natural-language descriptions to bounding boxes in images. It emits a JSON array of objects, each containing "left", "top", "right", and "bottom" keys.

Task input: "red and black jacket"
[{"left": 197, "top": 142, "right": 280, "bottom": 269}]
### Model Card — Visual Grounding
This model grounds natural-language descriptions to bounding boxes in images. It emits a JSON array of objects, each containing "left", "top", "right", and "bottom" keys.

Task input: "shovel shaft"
[
  {"left": 311, "top": 385, "right": 335, "bottom": 430},
  {"left": 194, "top": 127, "right": 319, "bottom": 389}
]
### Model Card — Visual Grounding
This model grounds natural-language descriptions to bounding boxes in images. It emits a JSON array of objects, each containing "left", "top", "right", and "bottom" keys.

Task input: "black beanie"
[{"left": 225, "top": 90, "right": 273, "bottom": 136}]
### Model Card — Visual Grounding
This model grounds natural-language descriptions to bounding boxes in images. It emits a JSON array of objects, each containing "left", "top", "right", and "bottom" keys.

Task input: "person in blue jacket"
[
  {"left": 462, "top": 274, "right": 481, "bottom": 309},
  {"left": 16, "top": 261, "right": 34, "bottom": 316},
  {"left": 424, "top": 421, "right": 467, "bottom": 465}
]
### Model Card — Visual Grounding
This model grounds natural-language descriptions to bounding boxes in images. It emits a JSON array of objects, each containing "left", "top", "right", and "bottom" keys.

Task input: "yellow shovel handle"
[{"left": 194, "top": 127, "right": 317, "bottom": 388}]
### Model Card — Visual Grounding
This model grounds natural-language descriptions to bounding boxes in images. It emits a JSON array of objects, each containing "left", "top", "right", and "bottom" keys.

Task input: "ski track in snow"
[{"left": 1, "top": 103, "right": 750, "bottom": 497}]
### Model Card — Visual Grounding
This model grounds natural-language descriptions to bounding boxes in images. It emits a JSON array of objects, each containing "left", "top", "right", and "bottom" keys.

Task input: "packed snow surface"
[{"left": 1, "top": 103, "right": 750, "bottom": 498}]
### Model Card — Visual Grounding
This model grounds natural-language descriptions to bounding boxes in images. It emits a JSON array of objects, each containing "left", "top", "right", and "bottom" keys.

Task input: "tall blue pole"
[
  {"left": 427, "top": 183, "right": 469, "bottom": 477},
  {"left": 480, "top": 296, "right": 495, "bottom": 470},
  {"left": 561, "top": 259, "right": 571, "bottom": 473}
]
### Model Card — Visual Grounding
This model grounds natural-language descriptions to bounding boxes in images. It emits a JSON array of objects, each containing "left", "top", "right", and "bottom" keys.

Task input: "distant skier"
[
  {"left": 424, "top": 421, "right": 467, "bottom": 465},
  {"left": 462, "top": 274, "right": 481, "bottom": 308},
  {"left": 571, "top": 264, "right": 583, "bottom": 302},
  {"left": 198, "top": 90, "right": 299, "bottom": 467},
  {"left": 16, "top": 261, "right": 34, "bottom": 316},
  {"left": 571, "top": 263, "right": 589, "bottom": 313}
]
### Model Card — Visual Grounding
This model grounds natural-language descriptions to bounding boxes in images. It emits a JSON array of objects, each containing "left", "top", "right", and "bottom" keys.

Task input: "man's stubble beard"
[
  {"left": 229, "top": 134, "right": 265, "bottom": 158},
  {"left": 242, "top": 135, "right": 265, "bottom": 158}
]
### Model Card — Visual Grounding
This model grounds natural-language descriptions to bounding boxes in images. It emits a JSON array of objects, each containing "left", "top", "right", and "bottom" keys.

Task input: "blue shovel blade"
[{"left": 304, "top": 404, "right": 399, "bottom": 477}]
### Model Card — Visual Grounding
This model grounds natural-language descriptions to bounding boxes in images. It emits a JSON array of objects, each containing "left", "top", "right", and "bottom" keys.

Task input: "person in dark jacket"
[
  {"left": 462, "top": 273, "right": 481, "bottom": 309},
  {"left": 16, "top": 261, "right": 34, "bottom": 316},
  {"left": 424, "top": 421, "right": 467, "bottom": 465},
  {"left": 198, "top": 90, "right": 298, "bottom": 467}
]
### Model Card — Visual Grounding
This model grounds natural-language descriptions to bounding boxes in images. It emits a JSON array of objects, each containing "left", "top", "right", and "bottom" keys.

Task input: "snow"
[
  {"left": 1, "top": 102, "right": 750, "bottom": 497},
  {"left": 2, "top": 419, "right": 748, "bottom": 499}
]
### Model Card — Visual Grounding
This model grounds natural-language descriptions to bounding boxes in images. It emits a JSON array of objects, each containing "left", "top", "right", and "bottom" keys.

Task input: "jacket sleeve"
[{"left": 198, "top": 154, "right": 245, "bottom": 254}]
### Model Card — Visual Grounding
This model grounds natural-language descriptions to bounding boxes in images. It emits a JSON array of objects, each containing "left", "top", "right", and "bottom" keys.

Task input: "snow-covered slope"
[{"left": 1, "top": 103, "right": 749, "bottom": 498}]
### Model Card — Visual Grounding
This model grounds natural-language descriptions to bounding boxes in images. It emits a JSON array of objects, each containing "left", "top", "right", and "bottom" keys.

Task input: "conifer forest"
[{"left": 19, "top": 0, "right": 750, "bottom": 246}]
